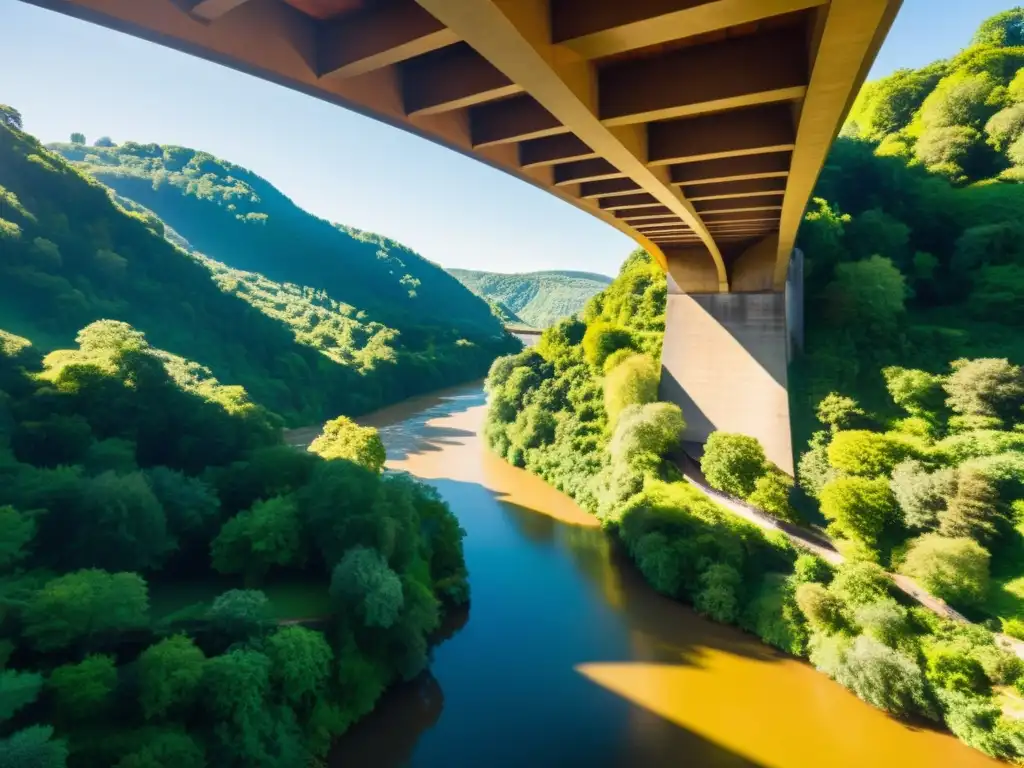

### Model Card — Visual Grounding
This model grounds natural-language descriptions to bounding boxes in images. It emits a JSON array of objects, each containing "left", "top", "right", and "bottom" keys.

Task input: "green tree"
[
  {"left": 795, "top": 582, "right": 847, "bottom": 634},
  {"left": 829, "top": 561, "right": 891, "bottom": 608},
  {"left": 581, "top": 322, "right": 634, "bottom": 368},
  {"left": 833, "top": 635, "right": 935, "bottom": 719},
  {"left": 972, "top": 8, "right": 1024, "bottom": 46},
  {"left": 0, "top": 507, "right": 35, "bottom": 571},
  {"left": 307, "top": 416, "right": 386, "bottom": 473},
  {"left": 69, "top": 133, "right": 85, "bottom": 145},
  {"left": 265, "top": 626, "right": 333, "bottom": 705},
  {"left": 890, "top": 460, "right": 956, "bottom": 530},
  {"left": 699, "top": 432, "right": 768, "bottom": 498},
  {"left": 21, "top": 570, "right": 149, "bottom": 652},
  {"left": 816, "top": 393, "right": 865, "bottom": 433},
  {"left": 603, "top": 354, "right": 658, "bottom": 425},
  {"left": 944, "top": 358, "right": 1024, "bottom": 422},
  {"left": 211, "top": 496, "right": 304, "bottom": 585},
  {"left": 819, "top": 476, "right": 897, "bottom": 555},
  {"left": 939, "top": 469, "right": 1005, "bottom": 542},
  {"left": 206, "top": 590, "right": 273, "bottom": 645},
  {"left": 202, "top": 650, "right": 271, "bottom": 725},
  {"left": 0, "top": 726, "right": 68, "bottom": 767},
  {"left": 608, "top": 402, "right": 684, "bottom": 471},
  {"left": 49, "top": 654, "right": 118, "bottom": 721},
  {"left": 882, "top": 367, "right": 946, "bottom": 419},
  {"left": 900, "top": 533, "right": 990, "bottom": 609},
  {"left": 854, "top": 599, "right": 910, "bottom": 648},
  {"left": 694, "top": 564, "right": 742, "bottom": 623},
  {"left": 0, "top": 670, "right": 43, "bottom": 721},
  {"left": 75, "top": 471, "right": 173, "bottom": 572},
  {"left": 330, "top": 547, "right": 404, "bottom": 630},
  {"left": 137, "top": 635, "right": 205, "bottom": 721},
  {"left": 747, "top": 471, "right": 798, "bottom": 522},
  {"left": 824, "top": 256, "right": 906, "bottom": 338},
  {"left": 827, "top": 430, "right": 909, "bottom": 477}
]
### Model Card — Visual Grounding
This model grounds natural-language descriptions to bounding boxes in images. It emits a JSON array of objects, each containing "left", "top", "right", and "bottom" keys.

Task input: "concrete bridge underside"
[{"left": 21, "top": 0, "right": 902, "bottom": 471}]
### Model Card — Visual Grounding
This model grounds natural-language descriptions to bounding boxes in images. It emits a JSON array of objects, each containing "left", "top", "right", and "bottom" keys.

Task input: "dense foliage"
[
  {"left": 447, "top": 268, "right": 612, "bottom": 329},
  {"left": 846, "top": 8, "right": 1024, "bottom": 184},
  {"left": 0, "top": 321, "right": 469, "bottom": 766},
  {"left": 0, "top": 125, "right": 516, "bottom": 424}
]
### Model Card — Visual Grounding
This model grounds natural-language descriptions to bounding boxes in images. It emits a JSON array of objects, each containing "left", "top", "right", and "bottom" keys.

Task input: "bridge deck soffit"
[{"left": 25, "top": 0, "right": 902, "bottom": 292}]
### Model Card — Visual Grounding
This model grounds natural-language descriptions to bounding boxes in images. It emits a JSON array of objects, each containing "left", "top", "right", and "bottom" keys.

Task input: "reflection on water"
[{"left": 327, "top": 383, "right": 999, "bottom": 768}]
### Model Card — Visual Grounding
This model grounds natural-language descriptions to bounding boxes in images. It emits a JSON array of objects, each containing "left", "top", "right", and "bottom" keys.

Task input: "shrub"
[
  {"left": 603, "top": 354, "right": 658, "bottom": 425},
  {"left": 827, "top": 430, "right": 909, "bottom": 476},
  {"left": 308, "top": 416, "right": 386, "bottom": 473},
  {"left": 700, "top": 432, "right": 767, "bottom": 498},
  {"left": 747, "top": 470, "right": 798, "bottom": 522},
  {"left": 833, "top": 635, "right": 936, "bottom": 720},
  {"left": 900, "top": 534, "right": 990, "bottom": 609},
  {"left": 819, "top": 477, "right": 897, "bottom": 555},
  {"left": 582, "top": 322, "right": 634, "bottom": 368}
]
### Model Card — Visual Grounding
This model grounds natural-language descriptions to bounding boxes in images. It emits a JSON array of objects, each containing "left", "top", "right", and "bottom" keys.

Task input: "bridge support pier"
[{"left": 658, "top": 251, "right": 802, "bottom": 476}]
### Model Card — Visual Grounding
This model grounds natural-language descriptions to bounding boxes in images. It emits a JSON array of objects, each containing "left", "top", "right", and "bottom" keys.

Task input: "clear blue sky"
[{"left": 0, "top": 0, "right": 1014, "bottom": 276}]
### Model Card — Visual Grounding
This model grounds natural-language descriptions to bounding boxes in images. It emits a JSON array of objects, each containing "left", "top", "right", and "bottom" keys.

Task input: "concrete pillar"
[{"left": 659, "top": 285, "right": 794, "bottom": 476}]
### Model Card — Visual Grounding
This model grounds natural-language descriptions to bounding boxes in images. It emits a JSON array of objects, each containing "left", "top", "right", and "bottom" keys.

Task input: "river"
[{"left": 328, "top": 382, "right": 1000, "bottom": 768}]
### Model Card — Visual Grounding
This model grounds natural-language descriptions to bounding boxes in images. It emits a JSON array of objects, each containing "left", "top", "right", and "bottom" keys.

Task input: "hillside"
[
  {"left": 795, "top": 9, "right": 1024, "bottom": 437},
  {"left": 845, "top": 8, "right": 1024, "bottom": 184},
  {"left": 0, "top": 121, "right": 515, "bottom": 425},
  {"left": 47, "top": 140, "right": 502, "bottom": 339},
  {"left": 447, "top": 268, "right": 611, "bottom": 328}
]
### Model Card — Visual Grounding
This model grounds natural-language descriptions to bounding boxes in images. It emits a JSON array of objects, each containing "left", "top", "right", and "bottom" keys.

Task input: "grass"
[{"left": 149, "top": 574, "right": 331, "bottom": 621}]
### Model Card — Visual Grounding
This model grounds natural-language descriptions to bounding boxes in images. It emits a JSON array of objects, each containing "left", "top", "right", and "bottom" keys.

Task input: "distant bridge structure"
[{"left": 23, "top": 0, "right": 902, "bottom": 472}]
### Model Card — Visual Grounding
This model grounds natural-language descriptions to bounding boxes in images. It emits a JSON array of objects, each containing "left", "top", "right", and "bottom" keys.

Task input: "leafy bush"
[{"left": 700, "top": 432, "right": 768, "bottom": 498}]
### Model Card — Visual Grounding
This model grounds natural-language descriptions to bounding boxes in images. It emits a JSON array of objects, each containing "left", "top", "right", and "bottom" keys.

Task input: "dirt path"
[{"left": 678, "top": 458, "right": 1024, "bottom": 660}]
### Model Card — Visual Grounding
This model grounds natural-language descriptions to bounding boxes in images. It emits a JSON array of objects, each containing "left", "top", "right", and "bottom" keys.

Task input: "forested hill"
[
  {"left": 0, "top": 119, "right": 515, "bottom": 424},
  {"left": 844, "top": 8, "right": 1024, "bottom": 184},
  {"left": 794, "top": 8, "right": 1024, "bottom": 440},
  {"left": 48, "top": 140, "right": 501, "bottom": 338},
  {"left": 447, "top": 268, "right": 612, "bottom": 328}
]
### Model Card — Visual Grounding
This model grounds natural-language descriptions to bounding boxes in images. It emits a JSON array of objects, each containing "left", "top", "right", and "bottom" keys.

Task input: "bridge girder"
[{"left": 22, "top": 0, "right": 902, "bottom": 291}]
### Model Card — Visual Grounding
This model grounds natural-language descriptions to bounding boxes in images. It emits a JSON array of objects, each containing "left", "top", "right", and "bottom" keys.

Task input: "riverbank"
[{"left": 310, "top": 383, "right": 1001, "bottom": 767}]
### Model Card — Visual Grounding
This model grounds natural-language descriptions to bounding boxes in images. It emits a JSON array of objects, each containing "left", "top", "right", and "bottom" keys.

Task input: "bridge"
[{"left": 24, "top": 0, "right": 903, "bottom": 472}]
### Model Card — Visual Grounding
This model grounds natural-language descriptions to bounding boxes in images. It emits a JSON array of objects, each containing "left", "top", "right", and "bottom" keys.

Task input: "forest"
[
  {"left": 482, "top": 10, "right": 1024, "bottom": 761},
  {"left": 447, "top": 268, "right": 611, "bottom": 329},
  {"left": 0, "top": 319, "right": 469, "bottom": 766},
  {"left": 0, "top": 119, "right": 516, "bottom": 425}
]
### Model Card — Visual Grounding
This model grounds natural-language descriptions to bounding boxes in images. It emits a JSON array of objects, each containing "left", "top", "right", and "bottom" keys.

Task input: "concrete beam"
[
  {"left": 553, "top": 158, "right": 625, "bottom": 185},
  {"left": 598, "top": 193, "right": 659, "bottom": 210},
  {"left": 415, "top": 0, "right": 725, "bottom": 286},
  {"left": 648, "top": 104, "right": 796, "bottom": 166},
  {"left": 579, "top": 178, "right": 642, "bottom": 198},
  {"left": 695, "top": 195, "right": 785, "bottom": 213},
  {"left": 469, "top": 95, "right": 567, "bottom": 147},
  {"left": 686, "top": 177, "right": 788, "bottom": 201},
  {"left": 401, "top": 42, "right": 521, "bottom": 116},
  {"left": 317, "top": 0, "right": 457, "bottom": 79},
  {"left": 617, "top": 208, "right": 675, "bottom": 221},
  {"left": 551, "top": 0, "right": 827, "bottom": 59},
  {"left": 774, "top": 0, "right": 902, "bottom": 288},
  {"left": 671, "top": 153, "right": 792, "bottom": 186},
  {"left": 599, "top": 28, "right": 808, "bottom": 127},
  {"left": 518, "top": 134, "right": 596, "bottom": 168}
]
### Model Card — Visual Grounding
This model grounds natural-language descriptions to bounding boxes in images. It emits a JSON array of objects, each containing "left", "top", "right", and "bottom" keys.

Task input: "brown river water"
[{"left": 320, "top": 382, "right": 999, "bottom": 768}]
